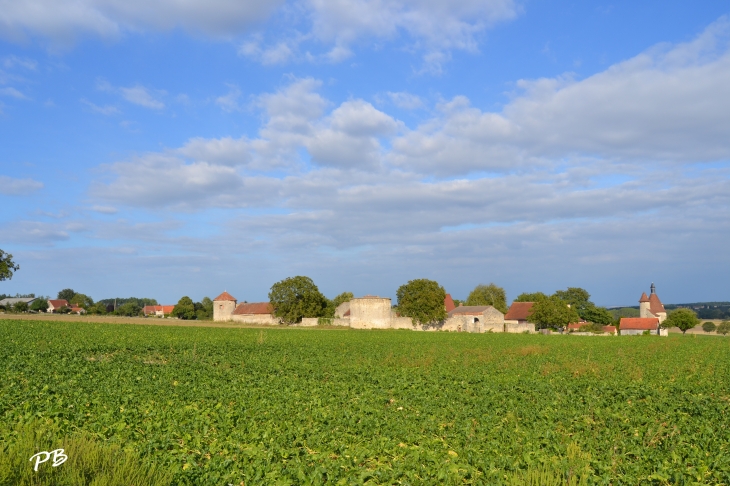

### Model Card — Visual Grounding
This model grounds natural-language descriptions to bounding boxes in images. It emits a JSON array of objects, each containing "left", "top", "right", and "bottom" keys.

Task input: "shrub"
[{"left": 702, "top": 321, "right": 717, "bottom": 333}]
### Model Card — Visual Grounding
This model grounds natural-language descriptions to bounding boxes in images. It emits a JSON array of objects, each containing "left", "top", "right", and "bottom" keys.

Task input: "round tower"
[
  {"left": 639, "top": 290, "right": 651, "bottom": 318},
  {"left": 213, "top": 291, "right": 237, "bottom": 322}
]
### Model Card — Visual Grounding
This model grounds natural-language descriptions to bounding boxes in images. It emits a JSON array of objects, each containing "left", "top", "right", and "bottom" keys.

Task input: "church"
[{"left": 619, "top": 283, "right": 668, "bottom": 336}]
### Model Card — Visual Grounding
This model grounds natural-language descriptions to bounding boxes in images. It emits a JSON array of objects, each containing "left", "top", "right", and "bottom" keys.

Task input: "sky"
[{"left": 1, "top": 0, "right": 729, "bottom": 307}]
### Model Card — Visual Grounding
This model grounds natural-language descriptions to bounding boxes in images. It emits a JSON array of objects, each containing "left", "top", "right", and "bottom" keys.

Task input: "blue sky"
[{"left": 1, "top": 0, "right": 729, "bottom": 306}]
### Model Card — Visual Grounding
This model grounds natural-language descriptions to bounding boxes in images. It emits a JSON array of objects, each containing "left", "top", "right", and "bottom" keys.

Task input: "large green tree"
[
  {"left": 115, "top": 302, "right": 142, "bottom": 317},
  {"left": 396, "top": 279, "right": 447, "bottom": 326},
  {"left": 465, "top": 283, "right": 508, "bottom": 313},
  {"left": 269, "top": 276, "right": 328, "bottom": 324},
  {"left": 664, "top": 308, "right": 699, "bottom": 334},
  {"left": 195, "top": 297, "right": 214, "bottom": 320},
  {"left": 553, "top": 287, "right": 592, "bottom": 317},
  {"left": 70, "top": 293, "right": 94, "bottom": 309},
  {"left": 57, "top": 288, "right": 76, "bottom": 302},
  {"left": 580, "top": 305, "right": 614, "bottom": 325},
  {"left": 514, "top": 292, "right": 549, "bottom": 303},
  {"left": 0, "top": 250, "right": 19, "bottom": 281},
  {"left": 172, "top": 296, "right": 196, "bottom": 320},
  {"left": 528, "top": 296, "right": 581, "bottom": 330}
]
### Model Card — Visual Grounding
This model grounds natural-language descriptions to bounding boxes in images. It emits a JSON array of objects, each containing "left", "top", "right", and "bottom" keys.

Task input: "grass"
[{"left": 1, "top": 319, "right": 729, "bottom": 484}]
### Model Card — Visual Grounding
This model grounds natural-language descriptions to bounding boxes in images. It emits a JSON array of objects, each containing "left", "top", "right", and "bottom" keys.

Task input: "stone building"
[
  {"left": 213, "top": 291, "right": 278, "bottom": 324},
  {"left": 639, "top": 283, "right": 667, "bottom": 324},
  {"left": 446, "top": 305, "right": 505, "bottom": 332}
]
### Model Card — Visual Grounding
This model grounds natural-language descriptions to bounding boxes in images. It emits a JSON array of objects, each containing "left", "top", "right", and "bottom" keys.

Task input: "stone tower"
[{"left": 213, "top": 291, "right": 237, "bottom": 322}]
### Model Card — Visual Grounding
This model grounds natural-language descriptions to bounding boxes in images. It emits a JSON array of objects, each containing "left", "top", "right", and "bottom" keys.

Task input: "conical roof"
[
  {"left": 639, "top": 292, "right": 650, "bottom": 303},
  {"left": 213, "top": 291, "right": 237, "bottom": 302}
]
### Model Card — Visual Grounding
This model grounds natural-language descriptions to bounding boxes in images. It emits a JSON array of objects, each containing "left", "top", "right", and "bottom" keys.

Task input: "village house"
[
  {"left": 143, "top": 305, "right": 175, "bottom": 317},
  {"left": 47, "top": 299, "right": 69, "bottom": 312}
]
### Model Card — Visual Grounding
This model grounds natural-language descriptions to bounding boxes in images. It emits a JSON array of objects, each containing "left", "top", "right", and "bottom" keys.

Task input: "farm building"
[
  {"left": 447, "top": 305, "right": 504, "bottom": 332},
  {"left": 504, "top": 302, "right": 537, "bottom": 333},
  {"left": 143, "top": 305, "right": 175, "bottom": 317},
  {"left": 0, "top": 297, "right": 37, "bottom": 308},
  {"left": 619, "top": 317, "right": 663, "bottom": 336},
  {"left": 213, "top": 292, "right": 278, "bottom": 324}
]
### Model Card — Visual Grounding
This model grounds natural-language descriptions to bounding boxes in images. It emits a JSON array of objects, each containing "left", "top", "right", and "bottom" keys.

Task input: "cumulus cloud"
[
  {"left": 0, "top": 176, "right": 43, "bottom": 195},
  {"left": 390, "top": 18, "right": 730, "bottom": 174},
  {"left": 386, "top": 91, "right": 424, "bottom": 110}
]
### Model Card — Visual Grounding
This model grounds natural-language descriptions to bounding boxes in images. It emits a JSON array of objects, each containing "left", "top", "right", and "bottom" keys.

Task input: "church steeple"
[{"left": 650, "top": 282, "right": 656, "bottom": 294}]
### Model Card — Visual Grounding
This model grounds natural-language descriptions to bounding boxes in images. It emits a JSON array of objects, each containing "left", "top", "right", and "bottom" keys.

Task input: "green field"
[{"left": 1, "top": 320, "right": 729, "bottom": 485}]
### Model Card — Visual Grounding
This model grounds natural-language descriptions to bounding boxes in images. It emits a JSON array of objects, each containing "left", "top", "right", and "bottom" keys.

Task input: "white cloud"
[
  {"left": 118, "top": 85, "right": 165, "bottom": 109},
  {"left": 178, "top": 136, "right": 252, "bottom": 166},
  {"left": 215, "top": 85, "right": 243, "bottom": 112},
  {"left": 0, "top": 86, "right": 28, "bottom": 99},
  {"left": 2, "top": 55, "right": 37, "bottom": 70},
  {"left": 90, "top": 154, "right": 281, "bottom": 209},
  {"left": 0, "top": 0, "right": 283, "bottom": 46},
  {"left": 91, "top": 205, "right": 118, "bottom": 214},
  {"left": 390, "top": 18, "right": 730, "bottom": 175},
  {"left": 80, "top": 98, "right": 120, "bottom": 115},
  {"left": 0, "top": 176, "right": 43, "bottom": 195},
  {"left": 386, "top": 91, "right": 423, "bottom": 110},
  {"left": 96, "top": 79, "right": 165, "bottom": 109}
]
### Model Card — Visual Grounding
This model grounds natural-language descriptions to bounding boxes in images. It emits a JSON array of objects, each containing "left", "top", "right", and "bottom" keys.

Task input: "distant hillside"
[{"left": 610, "top": 302, "right": 730, "bottom": 320}]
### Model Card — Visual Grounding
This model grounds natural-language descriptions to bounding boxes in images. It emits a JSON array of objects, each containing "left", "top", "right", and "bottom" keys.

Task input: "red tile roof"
[
  {"left": 639, "top": 292, "right": 650, "bottom": 303},
  {"left": 620, "top": 317, "right": 659, "bottom": 330},
  {"left": 648, "top": 293, "right": 666, "bottom": 315},
  {"left": 505, "top": 302, "right": 535, "bottom": 320},
  {"left": 213, "top": 291, "right": 237, "bottom": 302},
  {"left": 444, "top": 294, "right": 455, "bottom": 312},
  {"left": 70, "top": 306, "right": 85, "bottom": 313},
  {"left": 233, "top": 302, "right": 273, "bottom": 315},
  {"left": 48, "top": 299, "right": 69, "bottom": 308},
  {"left": 603, "top": 326, "right": 617, "bottom": 333},
  {"left": 567, "top": 322, "right": 587, "bottom": 330},
  {"left": 143, "top": 305, "right": 175, "bottom": 315}
]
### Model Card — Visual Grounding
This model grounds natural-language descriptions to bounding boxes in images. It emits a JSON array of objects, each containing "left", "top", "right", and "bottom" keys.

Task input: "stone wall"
[
  {"left": 504, "top": 321, "right": 535, "bottom": 333},
  {"left": 231, "top": 314, "right": 280, "bottom": 325}
]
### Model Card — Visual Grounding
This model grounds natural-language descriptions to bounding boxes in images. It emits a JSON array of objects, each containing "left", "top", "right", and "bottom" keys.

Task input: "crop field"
[{"left": 1, "top": 320, "right": 729, "bottom": 485}]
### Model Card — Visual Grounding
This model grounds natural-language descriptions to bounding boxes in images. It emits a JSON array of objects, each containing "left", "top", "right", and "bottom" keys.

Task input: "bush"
[
  {"left": 30, "top": 298, "right": 49, "bottom": 313},
  {"left": 702, "top": 321, "right": 717, "bottom": 333},
  {"left": 578, "top": 322, "right": 605, "bottom": 333},
  {"left": 12, "top": 301, "right": 28, "bottom": 313}
]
